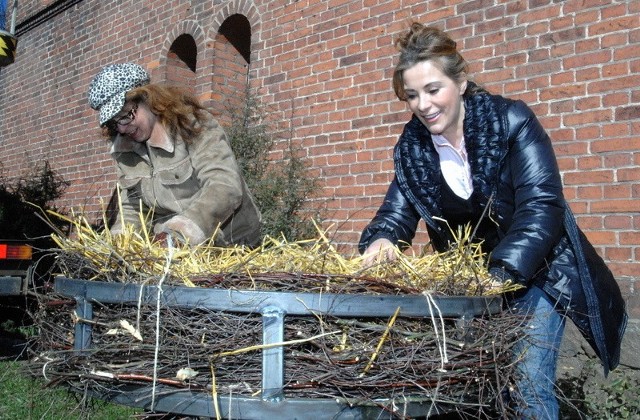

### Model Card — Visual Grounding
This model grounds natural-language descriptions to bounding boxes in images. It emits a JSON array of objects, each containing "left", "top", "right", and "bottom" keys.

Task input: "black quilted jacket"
[{"left": 359, "top": 86, "right": 627, "bottom": 373}]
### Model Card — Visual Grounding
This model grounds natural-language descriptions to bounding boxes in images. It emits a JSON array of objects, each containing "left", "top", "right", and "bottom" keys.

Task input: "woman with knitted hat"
[{"left": 88, "top": 63, "right": 262, "bottom": 247}]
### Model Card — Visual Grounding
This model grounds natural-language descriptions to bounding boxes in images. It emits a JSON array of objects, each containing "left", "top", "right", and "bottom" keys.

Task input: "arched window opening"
[
  {"left": 219, "top": 14, "right": 251, "bottom": 64},
  {"left": 167, "top": 34, "right": 197, "bottom": 92},
  {"left": 210, "top": 14, "right": 252, "bottom": 123},
  {"left": 169, "top": 34, "right": 197, "bottom": 71}
]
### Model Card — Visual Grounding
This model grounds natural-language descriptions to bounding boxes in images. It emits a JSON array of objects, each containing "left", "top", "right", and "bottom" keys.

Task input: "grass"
[{"left": 0, "top": 359, "right": 140, "bottom": 420}]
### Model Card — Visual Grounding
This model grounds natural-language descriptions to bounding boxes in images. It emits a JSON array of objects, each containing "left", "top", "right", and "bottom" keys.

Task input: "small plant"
[
  {"left": 558, "top": 360, "right": 640, "bottom": 419},
  {"left": 0, "top": 160, "right": 69, "bottom": 241},
  {"left": 583, "top": 368, "right": 640, "bottom": 419},
  {"left": 225, "top": 87, "right": 322, "bottom": 241}
]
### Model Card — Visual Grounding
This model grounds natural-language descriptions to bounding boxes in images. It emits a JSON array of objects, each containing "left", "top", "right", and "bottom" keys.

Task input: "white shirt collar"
[{"left": 431, "top": 134, "right": 473, "bottom": 199}]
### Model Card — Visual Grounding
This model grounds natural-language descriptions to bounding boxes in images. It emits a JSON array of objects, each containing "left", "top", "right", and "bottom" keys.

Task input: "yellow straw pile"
[{"left": 48, "top": 209, "right": 519, "bottom": 296}]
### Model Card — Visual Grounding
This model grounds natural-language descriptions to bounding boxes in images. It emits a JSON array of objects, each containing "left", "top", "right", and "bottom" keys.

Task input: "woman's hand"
[
  {"left": 362, "top": 238, "right": 398, "bottom": 268},
  {"left": 155, "top": 215, "right": 207, "bottom": 245}
]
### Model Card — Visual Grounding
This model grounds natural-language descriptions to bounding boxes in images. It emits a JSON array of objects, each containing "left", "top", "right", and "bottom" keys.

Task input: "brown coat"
[{"left": 110, "top": 116, "right": 262, "bottom": 246}]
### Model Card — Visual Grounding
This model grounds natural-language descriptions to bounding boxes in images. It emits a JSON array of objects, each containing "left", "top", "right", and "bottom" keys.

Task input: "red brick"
[
  {"left": 592, "top": 200, "right": 639, "bottom": 213},
  {"left": 606, "top": 247, "right": 633, "bottom": 263},
  {"left": 576, "top": 185, "right": 603, "bottom": 200},
  {"left": 604, "top": 215, "right": 633, "bottom": 230},
  {"left": 620, "top": 232, "right": 640, "bottom": 246},
  {"left": 604, "top": 153, "right": 633, "bottom": 168},
  {"left": 567, "top": 170, "right": 614, "bottom": 185},
  {"left": 619, "top": 167, "right": 640, "bottom": 183}
]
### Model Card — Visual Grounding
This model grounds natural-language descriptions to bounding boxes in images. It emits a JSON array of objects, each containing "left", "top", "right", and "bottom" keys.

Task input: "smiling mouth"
[
  {"left": 423, "top": 111, "right": 441, "bottom": 121},
  {"left": 126, "top": 127, "right": 138, "bottom": 138}
]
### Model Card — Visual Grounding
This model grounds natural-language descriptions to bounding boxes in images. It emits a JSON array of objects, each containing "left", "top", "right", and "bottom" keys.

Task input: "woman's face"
[
  {"left": 402, "top": 60, "right": 467, "bottom": 144},
  {"left": 111, "top": 101, "right": 157, "bottom": 143}
]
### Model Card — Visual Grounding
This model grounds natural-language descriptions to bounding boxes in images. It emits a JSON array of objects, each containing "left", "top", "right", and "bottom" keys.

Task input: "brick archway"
[
  {"left": 204, "top": 2, "right": 261, "bottom": 121},
  {"left": 158, "top": 20, "right": 208, "bottom": 98},
  {"left": 166, "top": 34, "right": 198, "bottom": 95}
]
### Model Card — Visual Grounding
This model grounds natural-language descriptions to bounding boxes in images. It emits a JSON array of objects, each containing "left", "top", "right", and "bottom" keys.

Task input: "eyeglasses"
[{"left": 106, "top": 104, "right": 137, "bottom": 131}]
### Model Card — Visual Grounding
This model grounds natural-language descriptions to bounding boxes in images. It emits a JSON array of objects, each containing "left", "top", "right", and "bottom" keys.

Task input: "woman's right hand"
[{"left": 362, "top": 238, "right": 398, "bottom": 268}]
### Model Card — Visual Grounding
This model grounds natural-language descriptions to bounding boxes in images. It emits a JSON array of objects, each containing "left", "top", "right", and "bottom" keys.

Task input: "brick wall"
[{"left": 0, "top": 0, "right": 638, "bottom": 291}]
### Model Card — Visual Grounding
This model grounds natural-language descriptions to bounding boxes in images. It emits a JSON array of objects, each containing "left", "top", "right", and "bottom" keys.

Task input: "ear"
[{"left": 459, "top": 77, "right": 468, "bottom": 95}]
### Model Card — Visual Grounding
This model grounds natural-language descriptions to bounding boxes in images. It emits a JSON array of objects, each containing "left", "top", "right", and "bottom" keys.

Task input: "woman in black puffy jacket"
[{"left": 359, "top": 23, "right": 627, "bottom": 419}]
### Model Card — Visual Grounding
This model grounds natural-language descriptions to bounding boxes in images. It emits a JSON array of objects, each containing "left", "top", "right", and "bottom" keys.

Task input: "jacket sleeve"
[
  {"left": 179, "top": 119, "right": 244, "bottom": 238},
  {"left": 358, "top": 177, "right": 421, "bottom": 254},
  {"left": 110, "top": 163, "right": 146, "bottom": 234},
  {"left": 488, "top": 100, "right": 565, "bottom": 283}
]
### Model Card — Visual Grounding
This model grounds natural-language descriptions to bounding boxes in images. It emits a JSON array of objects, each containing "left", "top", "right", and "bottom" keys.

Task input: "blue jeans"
[{"left": 509, "top": 285, "right": 565, "bottom": 419}]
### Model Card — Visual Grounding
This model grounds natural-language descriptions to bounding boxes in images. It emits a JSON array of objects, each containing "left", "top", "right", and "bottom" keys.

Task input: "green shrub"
[
  {"left": 225, "top": 88, "right": 322, "bottom": 241},
  {"left": 0, "top": 160, "right": 69, "bottom": 240}
]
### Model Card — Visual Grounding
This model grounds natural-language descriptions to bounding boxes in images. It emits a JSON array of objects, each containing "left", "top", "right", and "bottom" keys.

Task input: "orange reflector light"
[{"left": 0, "top": 244, "right": 33, "bottom": 260}]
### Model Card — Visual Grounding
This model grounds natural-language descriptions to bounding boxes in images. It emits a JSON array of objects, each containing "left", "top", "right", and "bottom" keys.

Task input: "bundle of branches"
[
  {"left": 31, "top": 291, "right": 524, "bottom": 418},
  {"left": 28, "top": 210, "right": 526, "bottom": 418}
]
